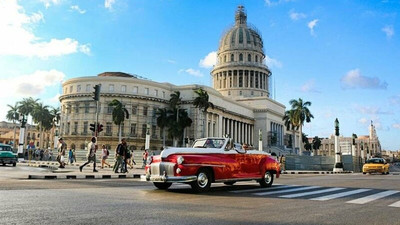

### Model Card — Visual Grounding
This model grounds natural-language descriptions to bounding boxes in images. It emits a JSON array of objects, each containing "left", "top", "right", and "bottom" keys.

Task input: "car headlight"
[{"left": 177, "top": 156, "right": 184, "bottom": 165}]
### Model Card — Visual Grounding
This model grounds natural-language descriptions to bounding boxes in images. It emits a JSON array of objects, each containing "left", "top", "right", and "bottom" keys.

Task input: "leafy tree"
[
  {"left": 283, "top": 109, "right": 300, "bottom": 151},
  {"left": 302, "top": 133, "right": 312, "bottom": 152},
  {"left": 156, "top": 108, "right": 169, "bottom": 147},
  {"left": 17, "top": 97, "right": 39, "bottom": 148},
  {"left": 6, "top": 104, "right": 19, "bottom": 148},
  {"left": 312, "top": 136, "right": 321, "bottom": 155},
  {"left": 193, "top": 88, "right": 214, "bottom": 138},
  {"left": 289, "top": 98, "right": 314, "bottom": 155},
  {"left": 109, "top": 99, "right": 129, "bottom": 142},
  {"left": 167, "top": 108, "right": 192, "bottom": 145},
  {"left": 32, "top": 103, "right": 52, "bottom": 149}
]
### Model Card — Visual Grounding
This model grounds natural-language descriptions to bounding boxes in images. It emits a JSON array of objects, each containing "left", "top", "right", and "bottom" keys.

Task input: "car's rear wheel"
[
  {"left": 13, "top": 162, "right": 16, "bottom": 167},
  {"left": 362, "top": 172, "right": 366, "bottom": 174},
  {"left": 153, "top": 182, "right": 172, "bottom": 190},
  {"left": 259, "top": 171, "right": 274, "bottom": 187},
  {"left": 190, "top": 168, "right": 212, "bottom": 192},
  {"left": 224, "top": 181, "right": 236, "bottom": 186}
]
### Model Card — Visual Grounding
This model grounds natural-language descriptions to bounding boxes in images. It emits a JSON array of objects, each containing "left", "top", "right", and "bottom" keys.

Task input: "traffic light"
[
  {"left": 93, "top": 84, "right": 101, "bottom": 101},
  {"left": 97, "top": 124, "right": 103, "bottom": 133},
  {"left": 90, "top": 123, "right": 96, "bottom": 132}
]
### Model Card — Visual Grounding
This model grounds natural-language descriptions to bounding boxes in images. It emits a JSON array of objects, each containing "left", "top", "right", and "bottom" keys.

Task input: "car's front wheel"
[
  {"left": 191, "top": 168, "right": 212, "bottom": 192},
  {"left": 259, "top": 171, "right": 274, "bottom": 187},
  {"left": 153, "top": 182, "right": 172, "bottom": 190},
  {"left": 13, "top": 162, "right": 16, "bottom": 167}
]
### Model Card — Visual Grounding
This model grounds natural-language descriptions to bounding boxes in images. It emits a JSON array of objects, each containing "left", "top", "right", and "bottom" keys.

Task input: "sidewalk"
[{"left": 281, "top": 170, "right": 353, "bottom": 175}]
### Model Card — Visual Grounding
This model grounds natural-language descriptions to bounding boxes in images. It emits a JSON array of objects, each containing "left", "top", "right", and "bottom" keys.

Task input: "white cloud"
[
  {"left": 199, "top": 51, "right": 217, "bottom": 68},
  {"left": 71, "top": 5, "right": 86, "bottom": 14},
  {"left": 389, "top": 95, "right": 400, "bottom": 105},
  {"left": 354, "top": 105, "right": 392, "bottom": 115},
  {"left": 0, "top": 70, "right": 65, "bottom": 98},
  {"left": 167, "top": 59, "right": 177, "bottom": 64},
  {"left": 382, "top": 25, "right": 394, "bottom": 39},
  {"left": 359, "top": 118, "right": 368, "bottom": 124},
  {"left": 105, "top": 0, "right": 116, "bottom": 10},
  {"left": 265, "top": 0, "right": 294, "bottom": 7},
  {"left": 308, "top": 19, "right": 319, "bottom": 35},
  {"left": 179, "top": 68, "right": 204, "bottom": 77},
  {"left": 40, "top": 0, "right": 61, "bottom": 9},
  {"left": 341, "top": 69, "right": 387, "bottom": 90},
  {"left": 264, "top": 54, "right": 282, "bottom": 68},
  {"left": 289, "top": 10, "right": 306, "bottom": 21},
  {"left": 300, "top": 79, "right": 320, "bottom": 93},
  {"left": 392, "top": 123, "right": 400, "bottom": 129},
  {"left": 0, "top": 0, "right": 90, "bottom": 58}
]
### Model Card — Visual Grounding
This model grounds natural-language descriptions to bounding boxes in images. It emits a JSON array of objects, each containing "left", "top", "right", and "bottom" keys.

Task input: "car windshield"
[
  {"left": 366, "top": 158, "right": 384, "bottom": 164},
  {"left": 0, "top": 146, "right": 12, "bottom": 152},
  {"left": 192, "top": 139, "right": 225, "bottom": 149}
]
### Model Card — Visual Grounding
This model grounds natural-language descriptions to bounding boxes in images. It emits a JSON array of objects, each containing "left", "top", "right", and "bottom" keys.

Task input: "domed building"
[{"left": 58, "top": 6, "right": 294, "bottom": 154}]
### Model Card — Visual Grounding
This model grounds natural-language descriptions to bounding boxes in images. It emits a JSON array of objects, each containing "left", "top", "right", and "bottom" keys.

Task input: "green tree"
[
  {"left": 109, "top": 99, "right": 129, "bottom": 142},
  {"left": 193, "top": 88, "right": 214, "bottom": 138},
  {"left": 32, "top": 102, "right": 52, "bottom": 149},
  {"left": 49, "top": 107, "right": 60, "bottom": 148},
  {"left": 283, "top": 109, "right": 300, "bottom": 151},
  {"left": 312, "top": 136, "right": 321, "bottom": 156},
  {"left": 169, "top": 91, "right": 183, "bottom": 146},
  {"left": 302, "top": 133, "right": 312, "bottom": 152},
  {"left": 6, "top": 103, "right": 19, "bottom": 148},
  {"left": 289, "top": 98, "right": 314, "bottom": 155},
  {"left": 167, "top": 109, "right": 192, "bottom": 145},
  {"left": 156, "top": 108, "right": 169, "bottom": 147},
  {"left": 18, "top": 97, "right": 39, "bottom": 148}
]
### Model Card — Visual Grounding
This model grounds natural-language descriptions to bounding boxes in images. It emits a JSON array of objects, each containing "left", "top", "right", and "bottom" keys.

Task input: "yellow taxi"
[{"left": 362, "top": 158, "right": 390, "bottom": 175}]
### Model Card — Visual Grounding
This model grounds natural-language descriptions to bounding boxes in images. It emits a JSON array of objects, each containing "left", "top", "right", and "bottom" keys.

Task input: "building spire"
[{"left": 235, "top": 5, "right": 247, "bottom": 26}]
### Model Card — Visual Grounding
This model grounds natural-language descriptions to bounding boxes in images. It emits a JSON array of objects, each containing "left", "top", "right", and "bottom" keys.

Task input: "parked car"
[
  {"left": 0, "top": 143, "right": 17, "bottom": 167},
  {"left": 362, "top": 158, "right": 389, "bottom": 175},
  {"left": 145, "top": 137, "right": 281, "bottom": 192}
]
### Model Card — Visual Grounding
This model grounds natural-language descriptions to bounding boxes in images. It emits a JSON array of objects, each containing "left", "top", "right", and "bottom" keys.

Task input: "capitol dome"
[{"left": 212, "top": 6, "right": 271, "bottom": 99}]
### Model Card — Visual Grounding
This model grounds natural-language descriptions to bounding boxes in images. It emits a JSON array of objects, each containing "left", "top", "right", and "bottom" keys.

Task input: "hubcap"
[
  {"left": 197, "top": 172, "right": 208, "bottom": 188},
  {"left": 264, "top": 172, "right": 272, "bottom": 184}
]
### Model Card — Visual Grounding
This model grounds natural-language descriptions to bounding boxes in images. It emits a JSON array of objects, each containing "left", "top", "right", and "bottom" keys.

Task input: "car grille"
[{"left": 151, "top": 162, "right": 175, "bottom": 176}]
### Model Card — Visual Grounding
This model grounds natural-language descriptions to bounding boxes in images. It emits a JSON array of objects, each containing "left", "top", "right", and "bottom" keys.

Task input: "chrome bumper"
[{"left": 146, "top": 174, "right": 197, "bottom": 183}]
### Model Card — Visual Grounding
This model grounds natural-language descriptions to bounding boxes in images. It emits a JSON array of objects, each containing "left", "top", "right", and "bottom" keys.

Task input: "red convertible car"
[{"left": 145, "top": 138, "right": 280, "bottom": 192}]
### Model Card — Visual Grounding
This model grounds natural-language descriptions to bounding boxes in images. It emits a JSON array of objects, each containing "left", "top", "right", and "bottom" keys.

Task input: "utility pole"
[
  {"left": 333, "top": 118, "right": 343, "bottom": 172},
  {"left": 93, "top": 84, "right": 101, "bottom": 137},
  {"left": 17, "top": 115, "right": 27, "bottom": 162}
]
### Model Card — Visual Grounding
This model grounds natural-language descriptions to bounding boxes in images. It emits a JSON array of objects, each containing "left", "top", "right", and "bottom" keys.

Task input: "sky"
[{"left": 0, "top": 0, "right": 399, "bottom": 150}]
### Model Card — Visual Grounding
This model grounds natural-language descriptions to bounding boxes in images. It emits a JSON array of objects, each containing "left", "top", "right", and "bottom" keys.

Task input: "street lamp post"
[
  {"left": 17, "top": 115, "right": 27, "bottom": 162},
  {"left": 333, "top": 118, "right": 343, "bottom": 172},
  {"left": 145, "top": 123, "right": 150, "bottom": 150}
]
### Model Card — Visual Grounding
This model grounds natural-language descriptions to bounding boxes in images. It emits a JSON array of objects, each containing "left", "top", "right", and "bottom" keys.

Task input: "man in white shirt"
[{"left": 79, "top": 137, "right": 98, "bottom": 172}]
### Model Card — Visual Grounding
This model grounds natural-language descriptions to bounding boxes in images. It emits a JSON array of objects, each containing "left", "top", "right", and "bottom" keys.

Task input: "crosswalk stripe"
[
  {"left": 310, "top": 189, "right": 371, "bottom": 201},
  {"left": 230, "top": 185, "right": 297, "bottom": 194},
  {"left": 279, "top": 187, "right": 345, "bottom": 198},
  {"left": 388, "top": 200, "right": 400, "bottom": 208},
  {"left": 254, "top": 186, "right": 320, "bottom": 196},
  {"left": 347, "top": 190, "right": 400, "bottom": 204}
]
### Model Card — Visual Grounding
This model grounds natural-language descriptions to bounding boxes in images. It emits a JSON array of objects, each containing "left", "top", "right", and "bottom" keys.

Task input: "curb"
[
  {"left": 28, "top": 173, "right": 143, "bottom": 179},
  {"left": 282, "top": 171, "right": 353, "bottom": 175}
]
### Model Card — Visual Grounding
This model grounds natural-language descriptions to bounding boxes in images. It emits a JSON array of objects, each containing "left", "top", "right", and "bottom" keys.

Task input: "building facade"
[
  {"left": 59, "top": 6, "right": 288, "bottom": 152},
  {"left": 0, "top": 121, "right": 52, "bottom": 149}
]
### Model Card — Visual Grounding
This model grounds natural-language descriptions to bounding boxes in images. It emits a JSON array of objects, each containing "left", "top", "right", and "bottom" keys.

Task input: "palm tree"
[
  {"left": 156, "top": 108, "right": 169, "bottom": 147},
  {"left": 167, "top": 109, "right": 192, "bottom": 146},
  {"left": 289, "top": 98, "right": 314, "bottom": 155},
  {"left": 193, "top": 88, "right": 214, "bottom": 138},
  {"left": 49, "top": 107, "right": 60, "bottom": 147},
  {"left": 312, "top": 136, "right": 321, "bottom": 156},
  {"left": 109, "top": 99, "right": 129, "bottom": 142},
  {"left": 6, "top": 103, "right": 19, "bottom": 148},
  {"left": 169, "top": 91, "right": 182, "bottom": 109},
  {"left": 283, "top": 109, "right": 299, "bottom": 152},
  {"left": 169, "top": 91, "right": 182, "bottom": 146},
  {"left": 18, "top": 97, "right": 39, "bottom": 149},
  {"left": 32, "top": 103, "right": 51, "bottom": 149}
]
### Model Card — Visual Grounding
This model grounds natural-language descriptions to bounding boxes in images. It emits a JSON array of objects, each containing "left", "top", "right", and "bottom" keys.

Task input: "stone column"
[{"left": 205, "top": 113, "right": 209, "bottom": 138}]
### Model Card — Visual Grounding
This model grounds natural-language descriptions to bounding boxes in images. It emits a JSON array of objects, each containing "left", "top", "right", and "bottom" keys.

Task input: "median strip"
[{"left": 28, "top": 174, "right": 144, "bottom": 179}]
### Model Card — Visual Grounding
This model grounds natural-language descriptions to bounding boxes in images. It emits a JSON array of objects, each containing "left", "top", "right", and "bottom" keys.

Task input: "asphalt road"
[{"left": 1, "top": 165, "right": 400, "bottom": 225}]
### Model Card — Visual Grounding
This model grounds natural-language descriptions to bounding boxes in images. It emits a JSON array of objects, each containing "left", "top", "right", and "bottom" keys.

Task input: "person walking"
[
  {"left": 113, "top": 138, "right": 127, "bottom": 173},
  {"left": 101, "top": 144, "right": 111, "bottom": 169},
  {"left": 79, "top": 137, "right": 98, "bottom": 172},
  {"left": 68, "top": 149, "right": 73, "bottom": 164},
  {"left": 142, "top": 149, "right": 149, "bottom": 168},
  {"left": 57, "top": 138, "right": 67, "bottom": 168},
  {"left": 126, "top": 149, "right": 136, "bottom": 169}
]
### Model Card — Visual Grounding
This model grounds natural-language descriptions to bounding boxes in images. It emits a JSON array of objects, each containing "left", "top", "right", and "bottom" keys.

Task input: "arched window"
[
  {"left": 239, "top": 54, "right": 243, "bottom": 61},
  {"left": 224, "top": 55, "right": 226, "bottom": 62},
  {"left": 231, "top": 54, "right": 234, "bottom": 62},
  {"left": 255, "top": 55, "right": 258, "bottom": 62},
  {"left": 248, "top": 54, "right": 251, "bottom": 62}
]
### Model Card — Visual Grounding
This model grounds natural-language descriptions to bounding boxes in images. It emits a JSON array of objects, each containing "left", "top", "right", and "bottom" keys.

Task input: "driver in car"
[{"left": 205, "top": 139, "right": 215, "bottom": 148}]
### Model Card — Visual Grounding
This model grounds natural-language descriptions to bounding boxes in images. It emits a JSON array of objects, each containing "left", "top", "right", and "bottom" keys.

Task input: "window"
[
  {"left": 66, "top": 122, "right": 70, "bottom": 134},
  {"left": 162, "top": 91, "right": 166, "bottom": 98},
  {"left": 69, "top": 86, "right": 73, "bottom": 93},
  {"left": 224, "top": 55, "right": 226, "bottom": 62},
  {"left": 67, "top": 105, "right": 71, "bottom": 114},
  {"left": 145, "top": 88, "right": 149, "bottom": 95},
  {"left": 152, "top": 125, "right": 157, "bottom": 138},
  {"left": 143, "top": 107, "right": 148, "bottom": 116},
  {"left": 106, "top": 122, "right": 112, "bottom": 134},
  {"left": 121, "top": 85, "right": 127, "bottom": 93},
  {"left": 75, "top": 104, "right": 79, "bottom": 113},
  {"left": 155, "top": 89, "right": 158, "bottom": 96},
  {"left": 130, "top": 123, "right": 137, "bottom": 136},
  {"left": 231, "top": 54, "right": 234, "bottom": 62},
  {"left": 255, "top": 55, "right": 258, "bottom": 62},
  {"left": 248, "top": 54, "right": 251, "bottom": 62},
  {"left": 83, "top": 122, "right": 88, "bottom": 134},
  {"left": 109, "top": 84, "right": 114, "bottom": 92},
  {"left": 86, "top": 84, "right": 91, "bottom": 92},
  {"left": 132, "top": 106, "right": 137, "bottom": 115},
  {"left": 120, "top": 123, "right": 125, "bottom": 136},
  {"left": 77, "top": 85, "right": 81, "bottom": 92},
  {"left": 133, "top": 86, "right": 138, "bottom": 94},
  {"left": 73, "top": 122, "right": 78, "bottom": 134},
  {"left": 239, "top": 91, "right": 242, "bottom": 96},
  {"left": 107, "top": 105, "right": 113, "bottom": 114},
  {"left": 64, "top": 88, "right": 67, "bottom": 94},
  {"left": 239, "top": 53, "right": 243, "bottom": 61},
  {"left": 228, "top": 91, "right": 231, "bottom": 96},
  {"left": 141, "top": 124, "right": 147, "bottom": 138},
  {"left": 85, "top": 103, "right": 89, "bottom": 113}
]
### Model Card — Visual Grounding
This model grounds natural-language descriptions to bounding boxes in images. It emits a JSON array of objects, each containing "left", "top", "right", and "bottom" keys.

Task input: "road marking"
[
  {"left": 253, "top": 186, "right": 320, "bottom": 196},
  {"left": 310, "top": 189, "right": 371, "bottom": 201},
  {"left": 388, "top": 200, "right": 400, "bottom": 208},
  {"left": 346, "top": 190, "right": 400, "bottom": 204},
  {"left": 279, "top": 187, "right": 345, "bottom": 198},
  {"left": 230, "top": 185, "right": 297, "bottom": 194}
]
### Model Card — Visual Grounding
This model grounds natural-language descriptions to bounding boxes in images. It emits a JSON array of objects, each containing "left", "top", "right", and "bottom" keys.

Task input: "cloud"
[
  {"left": 300, "top": 79, "right": 320, "bottom": 93},
  {"left": 40, "top": 0, "right": 61, "bottom": 9},
  {"left": 393, "top": 123, "right": 400, "bottom": 129},
  {"left": 0, "top": 70, "right": 65, "bottom": 98},
  {"left": 382, "top": 25, "right": 394, "bottom": 39},
  {"left": 179, "top": 69, "right": 204, "bottom": 77},
  {"left": 264, "top": 54, "right": 282, "bottom": 68},
  {"left": 199, "top": 51, "right": 217, "bottom": 68},
  {"left": 167, "top": 59, "right": 177, "bottom": 64},
  {"left": 265, "top": 0, "right": 294, "bottom": 7},
  {"left": 0, "top": 0, "right": 90, "bottom": 58},
  {"left": 308, "top": 19, "right": 319, "bottom": 35},
  {"left": 71, "top": 5, "right": 86, "bottom": 14},
  {"left": 389, "top": 95, "right": 400, "bottom": 105},
  {"left": 359, "top": 118, "right": 368, "bottom": 124},
  {"left": 289, "top": 9, "right": 306, "bottom": 21},
  {"left": 340, "top": 69, "right": 387, "bottom": 90},
  {"left": 354, "top": 105, "right": 392, "bottom": 115},
  {"left": 105, "top": 0, "right": 116, "bottom": 10}
]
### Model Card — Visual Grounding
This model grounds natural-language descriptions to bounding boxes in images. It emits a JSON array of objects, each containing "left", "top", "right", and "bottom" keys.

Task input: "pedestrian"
[
  {"left": 125, "top": 149, "right": 136, "bottom": 170},
  {"left": 142, "top": 149, "right": 149, "bottom": 168},
  {"left": 79, "top": 137, "right": 98, "bottom": 172},
  {"left": 57, "top": 138, "right": 67, "bottom": 168},
  {"left": 40, "top": 149, "right": 44, "bottom": 160},
  {"left": 72, "top": 149, "right": 76, "bottom": 163},
  {"left": 68, "top": 149, "right": 73, "bottom": 164},
  {"left": 101, "top": 144, "right": 111, "bottom": 169},
  {"left": 113, "top": 138, "right": 127, "bottom": 173}
]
